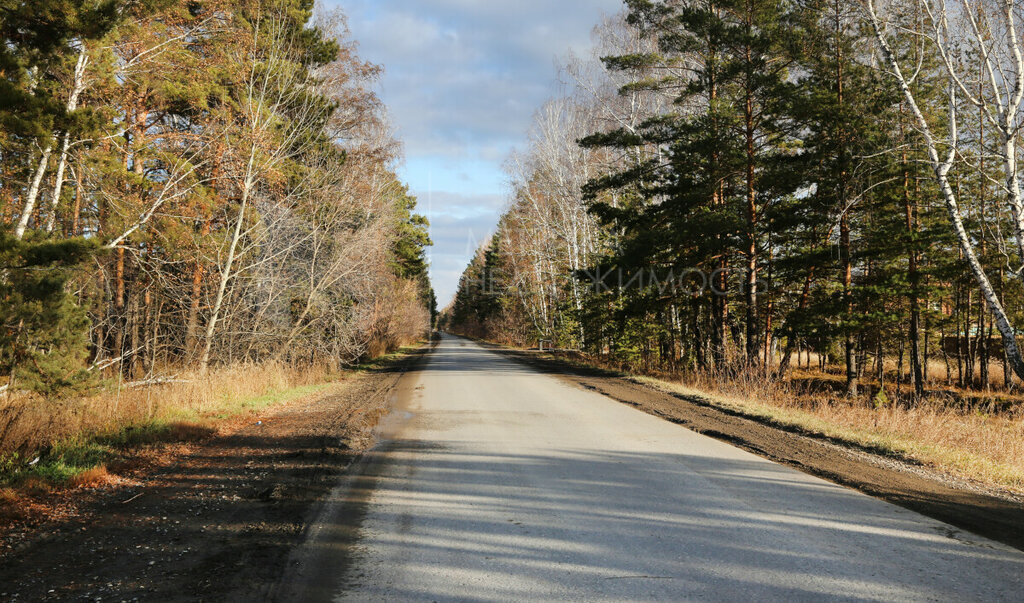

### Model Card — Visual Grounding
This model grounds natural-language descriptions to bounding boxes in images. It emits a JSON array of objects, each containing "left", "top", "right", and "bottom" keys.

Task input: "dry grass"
[
  {"left": 0, "top": 360, "right": 336, "bottom": 458},
  {"left": 495, "top": 341, "right": 1024, "bottom": 493},
  {"left": 0, "top": 336, "right": 428, "bottom": 487},
  {"left": 790, "top": 351, "right": 1022, "bottom": 395},
  {"left": 0, "top": 361, "right": 345, "bottom": 488},
  {"left": 0, "top": 487, "right": 24, "bottom": 523},
  {"left": 67, "top": 466, "right": 111, "bottom": 489},
  {"left": 637, "top": 368, "right": 1024, "bottom": 494}
]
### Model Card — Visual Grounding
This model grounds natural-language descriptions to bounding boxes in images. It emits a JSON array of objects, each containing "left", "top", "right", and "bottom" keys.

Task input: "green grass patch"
[
  {"left": 0, "top": 341, "right": 429, "bottom": 489},
  {"left": 207, "top": 383, "right": 332, "bottom": 419},
  {"left": 0, "top": 440, "right": 114, "bottom": 486},
  {"left": 0, "top": 381, "right": 335, "bottom": 488}
]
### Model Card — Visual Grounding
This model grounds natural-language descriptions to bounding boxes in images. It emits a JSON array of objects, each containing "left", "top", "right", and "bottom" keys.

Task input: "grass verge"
[
  {"left": 0, "top": 341, "right": 429, "bottom": 490},
  {"left": 0, "top": 381, "right": 334, "bottom": 489},
  {"left": 635, "top": 376, "right": 1024, "bottom": 493},
  {"left": 527, "top": 348, "right": 1024, "bottom": 495}
]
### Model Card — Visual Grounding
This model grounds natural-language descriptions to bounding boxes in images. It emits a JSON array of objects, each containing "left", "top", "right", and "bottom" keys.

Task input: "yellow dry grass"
[
  {"left": 67, "top": 465, "right": 111, "bottom": 489},
  {"left": 639, "top": 369, "right": 1024, "bottom": 494},
  {"left": 0, "top": 361, "right": 337, "bottom": 457}
]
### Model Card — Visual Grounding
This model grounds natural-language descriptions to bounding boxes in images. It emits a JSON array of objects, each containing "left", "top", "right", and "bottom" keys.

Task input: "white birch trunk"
[
  {"left": 866, "top": 0, "right": 1024, "bottom": 380},
  {"left": 199, "top": 169, "right": 253, "bottom": 370},
  {"left": 16, "top": 47, "right": 89, "bottom": 239},
  {"left": 45, "top": 48, "right": 89, "bottom": 234},
  {"left": 13, "top": 144, "right": 52, "bottom": 239}
]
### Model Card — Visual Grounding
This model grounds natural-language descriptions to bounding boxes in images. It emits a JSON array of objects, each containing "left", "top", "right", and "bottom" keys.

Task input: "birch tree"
[
  {"left": 198, "top": 20, "right": 332, "bottom": 370},
  {"left": 863, "top": 0, "right": 1024, "bottom": 380}
]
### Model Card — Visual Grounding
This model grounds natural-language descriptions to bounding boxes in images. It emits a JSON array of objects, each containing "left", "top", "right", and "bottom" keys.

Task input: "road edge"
[
  {"left": 477, "top": 340, "right": 1024, "bottom": 553},
  {"left": 268, "top": 339, "right": 435, "bottom": 601}
]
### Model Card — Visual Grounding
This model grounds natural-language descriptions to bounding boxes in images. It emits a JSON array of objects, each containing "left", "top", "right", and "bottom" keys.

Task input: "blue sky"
[{"left": 327, "top": 0, "right": 623, "bottom": 305}]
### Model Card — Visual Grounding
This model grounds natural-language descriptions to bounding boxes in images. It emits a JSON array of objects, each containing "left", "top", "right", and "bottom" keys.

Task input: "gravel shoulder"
[
  {"left": 0, "top": 345, "right": 429, "bottom": 602},
  {"left": 487, "top": 344, "right": 1024, "bottom": 554}
]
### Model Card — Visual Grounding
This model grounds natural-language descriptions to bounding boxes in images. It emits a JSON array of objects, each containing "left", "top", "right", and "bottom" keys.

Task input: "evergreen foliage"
[
  {"left": 444, "top": 0, "right": 1024, "bottom": 402},
  {"left": 0, "top": 229, "right": 99, "bottom": 396}
]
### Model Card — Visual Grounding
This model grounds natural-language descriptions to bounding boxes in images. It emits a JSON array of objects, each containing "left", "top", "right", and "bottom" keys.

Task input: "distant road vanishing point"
[{"left": 280, "top": 334, "right": 1024, "bottom": 601}]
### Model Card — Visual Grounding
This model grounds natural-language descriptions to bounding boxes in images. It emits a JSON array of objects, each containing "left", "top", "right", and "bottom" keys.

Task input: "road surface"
[{"left": 281, "top": 334, "right": 1024, "bottom": 601}]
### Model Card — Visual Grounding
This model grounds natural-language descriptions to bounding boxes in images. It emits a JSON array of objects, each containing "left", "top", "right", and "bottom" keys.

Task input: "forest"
[
  {"left": 0, "top": 0, "right": 434, "bottom": 455},
  {"left": 443, "top": 0, "right": 1024, "bottom": 409}
]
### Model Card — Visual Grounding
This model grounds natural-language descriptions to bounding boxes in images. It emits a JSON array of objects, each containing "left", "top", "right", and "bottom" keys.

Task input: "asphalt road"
[{"left": 281, "top": 334, "right": 1024, "bottom": 601}]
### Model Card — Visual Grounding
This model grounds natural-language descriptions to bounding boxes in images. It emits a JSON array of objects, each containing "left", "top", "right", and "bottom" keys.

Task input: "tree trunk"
[
  {"left": 923, "top": 313, "right": 930, "bottom": 383},
  {"left": 114, "top": 246, "right": 126, "bottom": 371},
  {"left": 978, "top": 76, "right": 990, "bottom": 389},
  {"left": 200, "top": 169, "right": 254, "bottom": 371},
  {"left": 70, "top": 165, "right": 83, "bottom": 236},
  {"left": 743, "top": 3, "right": 759, "bottom": 367},
  {"left": 836, "top": 3, "right": 857, "bottom": 397},
  {"left": 777, "top": 268, "right": 815, "bottom": 378},
  {"left": 867, "top": 1, "right": 1024, "bottom": 382},
  {"left": 185, "top": 219, "right": 210, "bottom": 359},
  {"left": 876, "top": 338, "right": 884, "bottom": 390},
  {"left": 902, "top": 127, "right": 924, "bottom": 399},
  {"left": 129, "top": 292, "right": 141, "bottom": 378},
  {"left": 956, "top": 283, "right": 964, "bottom": 388},
  {"left": 14, "top": 144, "right": 53, "bottom": 239},
  {"left": 841, "top": 211, "right": 857, "bottom": 396},
  {"left": 44, "top": 132, "right": 73, "bottom": 233}
]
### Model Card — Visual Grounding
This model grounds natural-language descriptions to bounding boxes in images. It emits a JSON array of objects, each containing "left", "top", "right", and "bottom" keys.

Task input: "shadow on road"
[
  {"left": 285, "top": 336, "right": 1024, "bottom": 601},
  {"left": 298, "top": 441, "right": 1024, "bottom": 601}
]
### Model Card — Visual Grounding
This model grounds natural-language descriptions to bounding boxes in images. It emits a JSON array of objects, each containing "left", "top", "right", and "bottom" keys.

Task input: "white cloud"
[
  {"left": 417, "top": 190, "right": 507, "bottom": 304},
  {"left": 327, "top": 0, "right": 623, "bottom": 301},
  {"left": 339, "top": 0, "right": 623, "bottom": 160}
]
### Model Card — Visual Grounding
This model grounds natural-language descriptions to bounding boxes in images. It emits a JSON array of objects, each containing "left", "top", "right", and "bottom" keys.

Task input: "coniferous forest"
[
  {"left": 443, "top": 0, "right": 1024, "bottom": 409},
  {"left": 1, "top": 1, "right": 434, "bottom": 453}
]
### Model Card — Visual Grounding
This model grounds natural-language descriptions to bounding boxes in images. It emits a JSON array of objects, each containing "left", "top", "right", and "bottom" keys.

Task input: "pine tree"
[
  {"left": 389, "top": 185, "right": 437, "bottom": 321},
  {"left": 0, "top": 228, "right": 99, "bottom": 396},
  {"left": 723, "top": 0, "right": 801, "bottom": 366},
  {"left": 785, "top": 0, "right": 893, "bottom": 396},
  {"left": 1, "top": 0, "right": 122, "bottom": 239}
]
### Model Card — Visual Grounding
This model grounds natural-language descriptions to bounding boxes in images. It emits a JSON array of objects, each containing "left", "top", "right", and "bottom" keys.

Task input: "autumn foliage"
[{"left": 1, "top": 1, "right": 433, "bottom": 452}]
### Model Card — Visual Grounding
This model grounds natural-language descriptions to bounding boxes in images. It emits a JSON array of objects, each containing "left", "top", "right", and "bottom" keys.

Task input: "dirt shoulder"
[
  {"left": 0, "top": 345, "right": 429, "bottom": 602},
  {"left": 487, "top": 344, "right": 1024, "bottom": 553}
]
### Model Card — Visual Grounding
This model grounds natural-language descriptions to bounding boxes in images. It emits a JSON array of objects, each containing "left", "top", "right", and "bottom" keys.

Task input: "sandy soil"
[{"left": 0, "top": 347, "right": 428, "bottom": 602}]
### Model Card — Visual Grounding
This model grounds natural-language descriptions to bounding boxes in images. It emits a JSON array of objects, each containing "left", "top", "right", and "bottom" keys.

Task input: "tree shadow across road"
[{"left": 288, "top": 439, "right": 1024, "bottom": 601}]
